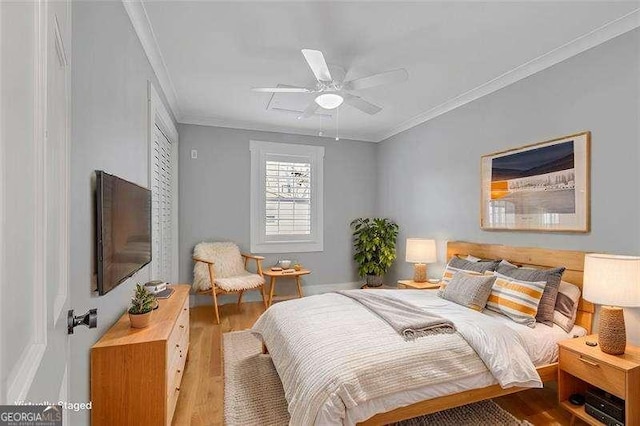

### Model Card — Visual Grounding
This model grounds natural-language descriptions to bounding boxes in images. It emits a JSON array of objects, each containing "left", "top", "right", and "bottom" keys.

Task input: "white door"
[{"left": 1, "top": 0, "right": 72, "bottom": 413}]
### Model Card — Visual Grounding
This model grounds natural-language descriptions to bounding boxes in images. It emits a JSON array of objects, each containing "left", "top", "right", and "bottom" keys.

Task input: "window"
[
  {"left": 151, "top": 125, "right": 173, "bottom": 280},
  {"left": 250, "top": 141, "right": 324, "bottom": 253},
  {"left": 266, "top": 160, "right": 311, "bottom": 236}
]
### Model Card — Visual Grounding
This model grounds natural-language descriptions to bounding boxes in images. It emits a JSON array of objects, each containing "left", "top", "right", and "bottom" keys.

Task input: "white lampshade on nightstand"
[
  {"left": 583, "top": 253, "right": 640, "bottom": 355},
  {"left": 406, "top": 239, "right": 437, "bottom": 283}
]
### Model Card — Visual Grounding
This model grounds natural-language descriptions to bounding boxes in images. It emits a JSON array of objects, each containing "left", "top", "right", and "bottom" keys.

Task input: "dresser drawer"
[
  {"left": 165, "top": 300, "right": 189, "bottom": 425},
  {"left": 559, "top": 347, "right": 626, "bottom": 398},
  {"left": 168, "top": 349, "right": 187, "bottom": 396},
  {"left": 167, "top": 302, "right": 189, "bottom": 360},
  {"left": 166, "top": 346, "right": 187, "bottom": 426},
  {"left": 168, "top": 331, "right": 183, "bottom": 364},
  {"left": 178, "top": 298, "right": 189, "bottom": 324},
  {"left": 166, "top": 383, "right": 181, "bottom": 426},
  {"left": 169, "top": 329, "right": 189, "bottom": 371}
]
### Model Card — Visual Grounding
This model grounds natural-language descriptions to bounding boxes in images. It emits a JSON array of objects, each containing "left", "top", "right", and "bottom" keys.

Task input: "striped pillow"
[
  {"left": 496, "top": 261, "right": 565, "bottom": 327},
  {"left": 486, "top": 272, "right": 547, "bottom": 328}
]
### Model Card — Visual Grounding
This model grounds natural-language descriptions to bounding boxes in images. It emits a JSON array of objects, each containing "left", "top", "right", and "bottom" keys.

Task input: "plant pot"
[
  {"left": 365, "top": 274, "right": 384, "bottom": 287},
  {"left": 129, "top": 311, "right": 152, "bottom": 329}
]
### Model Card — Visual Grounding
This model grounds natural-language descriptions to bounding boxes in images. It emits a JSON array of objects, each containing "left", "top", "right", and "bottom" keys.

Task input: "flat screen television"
[{"left": 96, "top": 171, "right": 152, "bottom": 295}]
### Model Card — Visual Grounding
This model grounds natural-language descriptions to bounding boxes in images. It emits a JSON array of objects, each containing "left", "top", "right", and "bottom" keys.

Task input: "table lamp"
[
  {"left": 583, "top": 253, "right": 640, "bottom": 355},
  {"left": 405, "top": 238, "right": 437, "bottom": 283}
]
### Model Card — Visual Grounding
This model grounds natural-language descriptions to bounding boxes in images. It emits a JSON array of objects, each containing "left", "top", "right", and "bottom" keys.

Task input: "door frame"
[
  {"left": 4, "top": 0, "right": 46, "bottom": 404},
  {"left": 0, "top": 0, "right": 4, "bottom": 406}
]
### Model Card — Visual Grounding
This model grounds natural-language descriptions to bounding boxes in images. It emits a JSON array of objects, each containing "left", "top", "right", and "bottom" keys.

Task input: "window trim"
[{"left": 250, "top": 140, "right": 324, "bottom": 253}]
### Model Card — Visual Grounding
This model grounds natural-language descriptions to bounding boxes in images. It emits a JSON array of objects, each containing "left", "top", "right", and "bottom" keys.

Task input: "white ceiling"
[{"left": 141, "top": 1, "right": 639, "bottom": 142}]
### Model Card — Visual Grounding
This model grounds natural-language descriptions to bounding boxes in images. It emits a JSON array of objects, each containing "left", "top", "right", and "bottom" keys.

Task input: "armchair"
[{"left": 192, "top": 242, "right": 267, "bottom": 324}]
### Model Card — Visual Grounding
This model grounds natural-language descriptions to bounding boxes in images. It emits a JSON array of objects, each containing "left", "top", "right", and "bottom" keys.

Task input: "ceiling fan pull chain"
[{"left": 335, "top": 107, "right": 340, "bottom": 141}]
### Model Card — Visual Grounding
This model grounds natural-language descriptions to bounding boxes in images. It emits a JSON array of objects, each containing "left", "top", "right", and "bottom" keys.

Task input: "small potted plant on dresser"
[
  {"left": 350, "top": 217, "right": 399, "bottom": 287},
  {"left": 128, "top": 284, "right": 157, "bottom": 328}
]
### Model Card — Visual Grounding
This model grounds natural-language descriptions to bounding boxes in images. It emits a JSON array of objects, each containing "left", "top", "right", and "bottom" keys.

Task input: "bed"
[{"left": 252, "top": 241, "right": 594, "bottom": 425}]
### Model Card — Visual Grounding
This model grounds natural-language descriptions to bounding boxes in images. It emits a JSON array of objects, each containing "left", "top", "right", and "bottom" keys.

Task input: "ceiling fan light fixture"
[{"left": 315, "top": 93, "right": 343, "bottom": 109}]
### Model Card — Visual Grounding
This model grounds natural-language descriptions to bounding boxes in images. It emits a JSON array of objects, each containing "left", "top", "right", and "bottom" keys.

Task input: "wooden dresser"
[{"left": 91, "top": 284, "right": 190, "bottom": 426}]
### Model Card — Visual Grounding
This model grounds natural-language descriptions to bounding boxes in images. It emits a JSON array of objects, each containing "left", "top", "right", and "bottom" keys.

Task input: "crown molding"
[
  {"left": 122, "top": 0, "right": 181, "bottom": 120},
  {"left": 179, "top": 115, "right": 379, "bottom": 143},
  {"left": 374, "top": 8, "right": 640, "bottom": 142},
  {"left": 124, "top": 2, "right": 638, "bottom": 143}
]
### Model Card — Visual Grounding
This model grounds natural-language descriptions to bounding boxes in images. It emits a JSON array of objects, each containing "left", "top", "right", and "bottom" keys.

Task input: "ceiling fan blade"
[
  {"left": 300, "top": 101, "right": 320, "bottom": 118},
  {"left": 301, "top": 49, "right": 332, "bottom": 82},
  {"left": 252, "top": 87, "right": 311, "bottom": 93},
  {"left": 344, "top": 68, "right": 408, "bottom": 91},
  {"left": 343, "top": 94, "right": 382, "bottom": 115}
]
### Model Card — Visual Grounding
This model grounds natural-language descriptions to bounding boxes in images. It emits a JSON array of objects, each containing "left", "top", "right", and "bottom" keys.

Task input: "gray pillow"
[
  {"left": 448, "top": 257, "right": 500, "bottom": 273},
  {"left": 439, "top": 271, "right": 497, "bottom": 311},
  {"left": 496, "top": 263, "right": 565, "bottom": 327}
]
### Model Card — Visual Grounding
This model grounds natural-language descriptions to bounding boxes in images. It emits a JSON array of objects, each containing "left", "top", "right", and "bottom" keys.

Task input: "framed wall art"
[{"left": 481, "top": 131, "right": 590, "bottom": 232}]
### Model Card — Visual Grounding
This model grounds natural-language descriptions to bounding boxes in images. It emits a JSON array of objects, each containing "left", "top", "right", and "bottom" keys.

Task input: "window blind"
[
  {"left": 151, "top": 125, "right": 173, "bottom": 281},
  {"left": 265, "top": 160, "right": 311, "bottom": 236}
]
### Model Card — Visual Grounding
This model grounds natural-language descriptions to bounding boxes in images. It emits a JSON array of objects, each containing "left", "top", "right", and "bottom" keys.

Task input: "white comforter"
[{"left": 252, "top": 290, "right": 541, "bottom": 426}]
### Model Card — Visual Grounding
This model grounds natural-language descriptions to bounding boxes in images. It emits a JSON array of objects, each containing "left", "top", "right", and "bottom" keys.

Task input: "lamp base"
[
  {"left": 413, "top": 264, "right": 427, "bottom": 283},
  {"left": 598, "top": 306, "right": 626, "bottom": 355}
]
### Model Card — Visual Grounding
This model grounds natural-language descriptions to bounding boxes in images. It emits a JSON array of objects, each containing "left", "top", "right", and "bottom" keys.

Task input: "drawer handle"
[
  {"left": 177, "top": 369, "right": 181, "bottom": 373},
  {"left": 180, "top": 325, "right": 185, "bottom": 329},
  {"left": 176, "top": 387, "right": 180, "bottom": 392},
  {"left": 579, "top": 357, "right": 599, "bottom": 367},
  {"left": 183, "top": 308, "right": 187, "bottom": 311},
  {"left": 176, "top": 344, "right": 180, "bottom": 348}
]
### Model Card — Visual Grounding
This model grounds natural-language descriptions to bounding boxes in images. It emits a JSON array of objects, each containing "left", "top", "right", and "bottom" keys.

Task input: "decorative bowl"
[{"left": 279, "top": 260, "right": 292, "bottom": 269}]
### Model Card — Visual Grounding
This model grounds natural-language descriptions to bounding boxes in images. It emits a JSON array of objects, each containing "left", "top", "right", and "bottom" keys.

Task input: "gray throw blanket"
[{"left": 335, "top": 290, "right": 456, "bottom": 339}]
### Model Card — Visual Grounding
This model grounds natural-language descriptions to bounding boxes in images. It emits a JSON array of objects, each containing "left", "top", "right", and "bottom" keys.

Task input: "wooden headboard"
[{"left": 447, "top": 241, "right": 594, "bottom": 333}]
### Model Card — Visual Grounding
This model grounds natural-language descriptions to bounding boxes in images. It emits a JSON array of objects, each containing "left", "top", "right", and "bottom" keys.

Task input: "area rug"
[{"left": 223, "top": 331, "right": 530, "bottom": 426}]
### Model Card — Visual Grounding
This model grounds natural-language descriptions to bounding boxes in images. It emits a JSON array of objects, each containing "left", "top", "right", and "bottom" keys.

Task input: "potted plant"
[
  {"left": 350, "top": 217, "right": 399, "bottom": 287},
  {"left": 128, "top": 284, "right": 157, "bottom": 328}
]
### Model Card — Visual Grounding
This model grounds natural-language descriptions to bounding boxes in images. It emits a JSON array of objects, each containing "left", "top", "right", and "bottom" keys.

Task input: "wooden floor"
[{"left": 173, "top": 302, "right": 585, "bottom": 426}]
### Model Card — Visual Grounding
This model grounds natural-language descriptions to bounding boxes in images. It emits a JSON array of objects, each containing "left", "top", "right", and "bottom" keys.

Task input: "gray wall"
[
  {"left": 69, "top": 2, "right": 175, "bottom": 423},
  {"left": 377, "top": 29, "right": 640, "bottom": 343},
  {"left": 179, "top": 124, "right": 377, "bottom": 302}
]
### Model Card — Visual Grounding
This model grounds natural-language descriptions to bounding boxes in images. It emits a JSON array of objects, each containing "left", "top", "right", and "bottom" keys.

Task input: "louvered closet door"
[{"left": 152, "top": 125, "right": 173, "bottom": 282}]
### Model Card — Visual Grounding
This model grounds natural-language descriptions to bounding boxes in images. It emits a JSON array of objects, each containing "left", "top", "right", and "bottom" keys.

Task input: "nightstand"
[
  {"left": 397, "top": 280, "right": 441, "bottom": 289},
  {"left": 263, "top": 268, "right": 310, "bottom": 307},
  {"left": 558, "top": 335, "right": 640, "bottom": 426}
]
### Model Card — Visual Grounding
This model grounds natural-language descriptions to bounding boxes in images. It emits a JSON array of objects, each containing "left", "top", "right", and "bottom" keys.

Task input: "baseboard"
[{"left": 189, "top": 281, "right": 362, "bottom": 307}]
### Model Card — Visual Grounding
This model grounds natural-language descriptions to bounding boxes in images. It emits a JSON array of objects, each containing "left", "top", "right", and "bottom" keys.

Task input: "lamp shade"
[
  {"left": 405, "top": 239, "right": 437, "bottom": 264},
  {"left": 583, "top": 253, "right": 640, "bottom": 307}
]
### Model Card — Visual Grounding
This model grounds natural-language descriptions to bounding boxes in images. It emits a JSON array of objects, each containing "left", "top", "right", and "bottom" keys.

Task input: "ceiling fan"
[{"left": 252, "top": 49, "right": 408, "bottom": 118}]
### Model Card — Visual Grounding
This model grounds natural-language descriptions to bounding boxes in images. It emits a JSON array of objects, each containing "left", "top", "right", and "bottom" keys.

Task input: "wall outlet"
[{"left": 191, "top": 149, "right": 198, "bottom": 159}]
